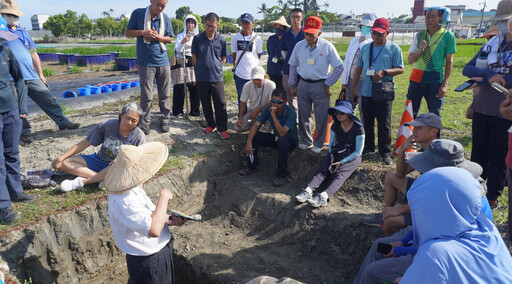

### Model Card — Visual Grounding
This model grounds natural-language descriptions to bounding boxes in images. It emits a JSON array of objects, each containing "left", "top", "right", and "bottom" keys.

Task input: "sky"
[{"left": 16, "top": 0, "right": 501, "bottom": 30}]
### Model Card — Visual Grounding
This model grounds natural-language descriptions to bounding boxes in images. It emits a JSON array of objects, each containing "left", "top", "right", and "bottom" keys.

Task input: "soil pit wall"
[{"left": 0, "top": 147, "right": 388, "bottom": 283}]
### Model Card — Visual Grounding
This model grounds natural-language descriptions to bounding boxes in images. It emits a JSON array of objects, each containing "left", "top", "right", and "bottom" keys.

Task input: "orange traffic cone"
[
  {"left": 313, "top": 114, "right": 333, "bottom": 146},
  {"left": 393, "top": 100, "right": 415, "bottom": 157}
]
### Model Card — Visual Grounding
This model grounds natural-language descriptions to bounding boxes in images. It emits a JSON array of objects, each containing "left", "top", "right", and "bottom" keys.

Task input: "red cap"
[
  {"left": 303, "top": 16, "right": 322, "bottom": 34},
  {"left": 370, "top": 17, "right": 390, "bottom": 33}
]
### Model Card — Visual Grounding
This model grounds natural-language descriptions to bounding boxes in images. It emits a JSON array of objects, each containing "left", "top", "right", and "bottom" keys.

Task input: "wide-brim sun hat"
[
  {"left": 268, "top": 16, "right": 290, "bottom": 29},
  {"left": 491, "top": 0, "right": 512, "bottom": 21},
  {"left": 104, "top": 142, "right": 169, "bottom": 194},
  {"left": 0, "top": 0, "right": 25, "bottom": 17},
  {"left": 407, "top": 139, "right": 482, "bottom": 178},
  {"left": 328, "top": 100, "right": 362, "bottom": 126}
]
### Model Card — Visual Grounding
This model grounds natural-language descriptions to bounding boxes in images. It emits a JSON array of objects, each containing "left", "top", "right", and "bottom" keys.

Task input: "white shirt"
[
  {"left": 340, "top": 33, "right": 373, "bottom": 85},
  {"left": 240, "top": 79, "right": 276, "bottom": 110},
  {"left": 108, "top": 186, "right": 172, "bottom": 256},
  {"left": 231, "top": 32, "right": 263, "bottom": 80},
  {"left": 288, "top": 37, "right": 343, "bottom": 80}
]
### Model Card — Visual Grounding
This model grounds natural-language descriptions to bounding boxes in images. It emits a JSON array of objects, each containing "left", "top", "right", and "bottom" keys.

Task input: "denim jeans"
[
  {"left": 22, "top": 79, "right": 70, "bottom": 135},
  {"left": 0, "top": 109, "right": 23, "bottom": 209},
  {"left": 234, "top": 74, "right": 249, "bottom": 106}
]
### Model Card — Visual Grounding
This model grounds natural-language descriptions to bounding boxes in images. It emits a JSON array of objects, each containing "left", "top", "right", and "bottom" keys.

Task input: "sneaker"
[
  {"left": 161, "top": 123, "right": 170, "bottom": 133},
  {"left": 98, "top": 181, "right": 106, "bottom": 190},
  {"left": 308, "top": 192, "right": 328, "bottom": 207},
  {"left": 361, "top": 213, "right": 384, "bottom": 227},
  {"left": 60, "top": 177, "right": 85, "bottom": 192},
  {"left": 204, "top": 126, "right": 216, "bottom": 134},
  {"left": 20, "top": 134, "right": 33, "bottom": 144},
  {"left": 381, "top": 154, "right": 392, "bottom": 165},
  {"left": 272, "top": 177, "right": 285, "bottom": 187},
  {"left": 10, "top": 193, "right": 37, "bottom": 203},
  {"left": 0, "top": 208, "right": 19, "bottom": 225},
  {"left": 239, "top": 167, "right": 259, "bottom": 176},
  {"left": 140, "top": 124, "right": 150, "bottom": 135},
  {"left": 298, "top": 143, "right": 313, "bottom": 150},
  {"left": 295, "top": 187, "right": 313, "bottom": 203},
  {"left": 310, "top": 146, "right": 322, "bottom": 154},
  {"left": 218, "top": 131, "right": 229, "bottom": 140},
  {"left": 58, "top": 122, "right": 80, "bottom": 130}
]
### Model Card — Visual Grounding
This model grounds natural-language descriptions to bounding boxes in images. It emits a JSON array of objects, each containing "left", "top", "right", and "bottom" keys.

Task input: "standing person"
[
  {"left": 231, "top": 13, "right": 262, "bottom": 106},
  {"left": 266, "top": 16, "right": 289, "bottom": 90},
  {"left": 462, "top": 0, "right": 512, "bottom": 208},
  {"left": 281, "top": 8, "right": 305, "bottom": 111},
  {"left": 126, "top": 0, "right": 174, "bottom": 134},
  {"left": 0, "top": 0, "right": 79, "bottom": 144},
  {"left": 191, "top": 12, "right": 229, "bottom": 139},
  {"left": 0, "top": 15, "right": 36, "bottom": 224},
  {"left": 295, "top": 101, "right": 364, "bottom": 207},
  {"left": 340, "top": 14, "right": 376, "bottom": 106},
  {"left": 288, "top": 16, "right": 344, "bottom": 154},
  {"left": 406, "top": 7, "right": 455, "bottom": 118},
  {"left": 351, "top": 18, "right": 404, "bottom": 165},
  {"left": 105, "top": 142, "right": 187, "bottom": 284},
  {"left": 172, "top": 15, "right": 200, "bottom": 117}
]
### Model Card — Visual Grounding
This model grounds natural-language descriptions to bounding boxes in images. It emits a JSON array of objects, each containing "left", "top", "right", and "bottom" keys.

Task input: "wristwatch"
[{"left": 383, "top": 70, "right": 388, "bottom": 76}]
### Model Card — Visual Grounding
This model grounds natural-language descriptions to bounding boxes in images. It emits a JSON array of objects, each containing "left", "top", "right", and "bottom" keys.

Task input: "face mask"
[
  {"left": 361, "top": 26, "right": 372, "bottom": 35},
  {"left": 498, "top": 21, "right": 509, "bottom": 34},
  {"left": 275, "top": 28, "right": 284, "bottom": 36},
  {"left": 3, "top": 15, "right": 19, "bottom": 26}
]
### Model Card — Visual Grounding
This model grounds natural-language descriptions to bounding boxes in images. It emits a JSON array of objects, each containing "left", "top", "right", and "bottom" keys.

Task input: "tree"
[
  {"left": 102, "top": 8, "right": 114, "bottom": 18},
  {"left": 43, "top": 14, "right": 67, "bottom": 39},
  {"left": 257, "top": 3, "right": 269, "bottom": 32},
  {"left": 114, "top": 18, "right": 129, "bottom": 36},
  {"left": 171, "top": 18, "right": 184, "bottom": 36},
  {"left": 75, "top": 14, "right": 93, "bottom": 37},
  {"left": 95, "top": 16, "right": 117, "bottom": 36},
  {"left": 175, "top": 6, "right": 192, "bottom": 20}
]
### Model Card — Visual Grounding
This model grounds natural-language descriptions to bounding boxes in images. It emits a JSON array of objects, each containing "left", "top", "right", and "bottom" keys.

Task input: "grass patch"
[
  {"left": 42, "top": 67, "right": 56, "bottom": 77},
  {"left": 67, "top": 65, "right": 83, "bottom": 74}
]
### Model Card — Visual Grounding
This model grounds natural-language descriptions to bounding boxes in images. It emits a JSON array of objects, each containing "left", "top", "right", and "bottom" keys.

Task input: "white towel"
[
  {"left": 143, "top": 5, "right": 166, "bottom": 52},
  {"left": 484, "top": 33, "right": 503, "bottom": 65}
]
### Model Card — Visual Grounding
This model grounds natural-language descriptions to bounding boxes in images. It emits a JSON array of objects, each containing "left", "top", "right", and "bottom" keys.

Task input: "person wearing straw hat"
[
  {"left": 0, "top": 14, "right": 37, "bottom": 224},
  {"left": 266, "top": 16, "right": 290, "bottom": 90},
  {"left": 0, "top": 0, "right": 80, "bottom": 144},
  {"left": 105, "top": 142, "right": 187, "bottom": 283},
  {"left": 295, "top": 100, "right": 364, "bottom": 207}
]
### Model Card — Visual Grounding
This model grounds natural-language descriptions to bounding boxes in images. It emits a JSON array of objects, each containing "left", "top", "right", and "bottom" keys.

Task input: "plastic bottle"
[{"left": 476, "top": 48, "right": 489, "bottom": 70}]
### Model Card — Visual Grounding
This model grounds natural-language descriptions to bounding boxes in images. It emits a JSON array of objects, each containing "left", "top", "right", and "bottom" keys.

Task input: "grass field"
[{"left": 5, "top": 38, "right": 508, "bottom": 234}]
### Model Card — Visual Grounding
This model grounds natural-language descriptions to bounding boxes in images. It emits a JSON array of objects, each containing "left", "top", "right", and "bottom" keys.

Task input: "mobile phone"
[
  {"left": 328, "top": 164, "right": 337, "bottom": 173},
  {"left": 491, "top": 82, "right": 510, "bottom": 95},
  {"left": 454, "top": 80, "right": 475, "bottom": 92},
  {"left": 187, "top": 31, "right": 194, "bottom": 36},
  {"left": 168, "top": 211, "right": 202, "bottom": 221},
  {"left": 376, "top": 242, "right": 392, "bottom": 254}
]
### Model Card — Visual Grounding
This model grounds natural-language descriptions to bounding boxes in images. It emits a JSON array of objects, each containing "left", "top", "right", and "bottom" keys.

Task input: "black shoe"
[
  {"left": 381, "top": 154, "right": 393, "bottom": 165},
  {"left": 272, "top": 177, "right": 285, "bottom": 187},
  {"left": 10, "top": 193, "right": 37, "bottom": 203},
  {"left": 20, "top": 134, "right": 33, "bottom": 144},
  {"left": 140, "top": 124, "right": 150, "bottom": 135},
  {"left": 362, "top": 149, "right": 376, "bottom": 155},
  {"left": 0, "top": 208, "right": 20, "bottom": 224},
  {"left": 189, "top": 111, "right": 200, "bottom": 117},
  {"left": 239, "top": 168, "right": 259, "bottom": 176},
  {"left": 161, "top": 123, "right": 170, "bottom": 133},
  {"left": 172, "top": 112, "right": 183, "bottom": 117},
  {"left": 59, "top": 122, "right": 80, "bottom": 130}
]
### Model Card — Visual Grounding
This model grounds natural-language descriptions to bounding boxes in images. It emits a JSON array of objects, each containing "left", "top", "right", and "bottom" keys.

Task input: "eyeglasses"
[{"left": 271, "top": 99, "right": 284, "bottom": 104}]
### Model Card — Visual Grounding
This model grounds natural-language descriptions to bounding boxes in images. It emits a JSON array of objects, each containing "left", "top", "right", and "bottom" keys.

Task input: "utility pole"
[{"left": 477, "top": 0, "right": 487, "bottom": 38}]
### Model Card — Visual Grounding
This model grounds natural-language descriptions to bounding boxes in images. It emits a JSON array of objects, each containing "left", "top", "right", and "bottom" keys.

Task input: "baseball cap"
[
  {"left": 251, "top": 66, "right": 265, "bottom": 80},
  {"left": 404, "top": 113, "right": 443, "bottom": 129},
  {"left": 303, "top": 16, "right": 322, "bottom": 34},
  {"left": 241, "top": 13, "right": 254, "bottom": 23},
  {"left": 370, "top": 18, "right": 390, "bottom": 33},
  {"left": 0, "top": 15, "right": 18, "bottom": 41}
]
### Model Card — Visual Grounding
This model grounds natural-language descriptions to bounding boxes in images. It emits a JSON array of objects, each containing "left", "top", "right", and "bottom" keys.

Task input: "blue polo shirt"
[
  {"left": 288, "top": 37, "right": 343, "bottom": 80},
  {"left": 357, "top": 41, "right": 404, "bottom": 97},
  {"left": 191, "top": 32, "right": 227, "bottom": 83},
  {"left": 281, "top": 28, "right": 304, "bottom": 75},
  {"left": 267, "top": 34, "right": 284, "bottom": 76},
  {"left": 4, "top": 37, "right": 39, "bottom": 81},
  {"left": 127, "top": 8, "right": 174, "bottom": 67},
  {"left": 257, "top": 104, "right": 298, "bottom": 145}
]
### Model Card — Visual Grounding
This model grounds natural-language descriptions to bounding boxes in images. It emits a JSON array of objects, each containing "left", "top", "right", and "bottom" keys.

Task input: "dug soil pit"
[{"left": 0, "top": 105, "right": 394, "bottom": 283}]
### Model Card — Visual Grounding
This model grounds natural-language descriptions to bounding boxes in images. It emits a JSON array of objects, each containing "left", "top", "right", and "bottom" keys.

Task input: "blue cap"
[
  {"left": 328, "top": 100, "right": 362, "bottom": 126},
  {"left": 241, "top": 13, "right": 254, "bottom": 23},
  {"left": 0, "top": 15, "right": 18, "bottom": 41}
]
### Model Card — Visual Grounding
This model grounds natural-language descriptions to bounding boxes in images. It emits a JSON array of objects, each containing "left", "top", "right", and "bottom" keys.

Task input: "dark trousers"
[
  {"left": 126, "top": 240, "right": 174, "bottom": 284},
  {"left": 361, "top": 96, "right": 393, "bottom": 155},
  {"left": 172, "top": 83, "right": 200, "bottom": 116},
  {"left": 507, "top": 168, "right": 511, "bottom": 239},
  {"left": 471, "top": 111, "right": 511, "bottom": 201},
  {"left": 406, "top": 80, "right": 443, "bottom": 118},
  {"left": 0, "top": 109, "right": 23, "bottom": 209},
  {"left": 197, "top": 81, "right": 228, "bottom": 132},
  {"left": 247, "top": 132, "right": 296, "bottom": 178},
  {"left": 268, "top": 74, "right": 284, "bottom": 90},
  {"left": 307, "top": 154, "right": 361, "bottom": 198}
]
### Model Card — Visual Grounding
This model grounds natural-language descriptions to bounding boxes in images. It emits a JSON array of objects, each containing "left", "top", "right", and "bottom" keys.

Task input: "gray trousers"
[
  {"left": 297, "top": 79, "right": 330, "bottom": 148},
  {"left": 353, "top": 226, "right": 414, "bottom": 284},
  {"left": 282, "top": 74, "right": 298, "bottom": 111},
  {"left": 138, "top": 65, "right": 171, "bottom": 126}
]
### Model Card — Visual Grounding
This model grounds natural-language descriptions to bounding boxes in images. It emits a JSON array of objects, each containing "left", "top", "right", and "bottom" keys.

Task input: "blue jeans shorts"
[{"left": 80, "top": 153, "right": 110, "bottom": 173}]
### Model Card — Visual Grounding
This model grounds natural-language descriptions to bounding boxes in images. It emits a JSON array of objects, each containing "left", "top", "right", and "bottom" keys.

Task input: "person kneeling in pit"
[
  {"left": 295, "top": 100, "right": 364, "bottom": 207},
  {"left": 51, "top": 103, "right": 146, "bottom": 192},
  {"left": 239, "top": 88, "right": 298, "bottom": 187}
]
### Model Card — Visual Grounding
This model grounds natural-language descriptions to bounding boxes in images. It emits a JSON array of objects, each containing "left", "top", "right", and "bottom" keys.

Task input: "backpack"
[{"left": 20, "top": 169, "right": 56, "bottom": 189}]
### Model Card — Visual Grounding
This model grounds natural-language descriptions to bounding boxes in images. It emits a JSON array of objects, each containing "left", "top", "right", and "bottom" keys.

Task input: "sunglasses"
[{"left": 271, "top": 99, "right": 285, "bottom": 104}]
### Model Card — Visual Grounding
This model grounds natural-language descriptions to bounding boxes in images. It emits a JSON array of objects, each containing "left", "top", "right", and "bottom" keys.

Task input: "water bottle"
[{"left": 476, "top": 47, "right": 489, "bottom": 69}]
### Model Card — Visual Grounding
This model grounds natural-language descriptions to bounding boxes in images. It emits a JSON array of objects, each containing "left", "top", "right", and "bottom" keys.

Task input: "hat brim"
[
  {"left": 251, "top": 74, "right": 264, "bottom": 80},
  {"left": 370, "top": 28, "right": 387, "bottom": 33},
  {"left": 403, "top": 121, "right": 426, "bottom": 127},
  {"left": 241, "top": 18, "right": 253, "bottom": 23},
  {"left": 268, "top": 21, "right": 290, "bottom": 29},
  {"left": 303, "top": 27, "right": 320, "bottom": 34},
  {"left": 408, "top": 152, "right": 482, "bottom": 178},
  {"left": 0, "top": 31, "right": 18, "bottom": 41},
  {"left": 0, "top": 8, "right": 25, "bottom": 17},
  {"left": 490, "top": 13, "right": 512, "bottom": 21}
]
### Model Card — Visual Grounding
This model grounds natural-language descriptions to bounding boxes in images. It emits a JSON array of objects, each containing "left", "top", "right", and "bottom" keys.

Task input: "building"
[
  {"left": 31, "top": 14, "right": 49, "bottom": 30},
  {"left": 412, "top": 0, "right": 425, "bottom": 22}
]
